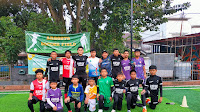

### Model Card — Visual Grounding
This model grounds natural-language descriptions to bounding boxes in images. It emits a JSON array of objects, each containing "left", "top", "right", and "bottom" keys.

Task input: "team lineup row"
[{"left": 28, "top": 46, "right": 163, "bottom": 112}]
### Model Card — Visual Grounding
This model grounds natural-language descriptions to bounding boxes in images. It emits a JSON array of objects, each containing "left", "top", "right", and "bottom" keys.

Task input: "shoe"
[
  {"left": 111, "top": 109, "right": 115, "bottom": 112},
  {"left": 137, "top": 95, "right": 141, "bottom": 101},
  {"left": 127, "top": 110, "right": 131, "bottom": 112},
  {"left": 68, "top": 111, "right": 72, "bottom": 112},
  {"left": 98, "top": 109, "right": 103, "bottom": 112},
  {"left": 146, "top": 98, "right": 150, "bottom": 105},
  {"left": 143, "top": 108, "right": 147, "bottom": 112}
]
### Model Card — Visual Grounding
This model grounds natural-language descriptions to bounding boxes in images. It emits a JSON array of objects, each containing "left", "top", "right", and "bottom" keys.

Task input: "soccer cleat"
[
  {"left": 98, "top": 109, "right": 103, "bottom": 112},
  {"left": 146, "top": 98, "right": 150, "bottom": 105},
  {"left": 111, "top": 109, "right": 116, "bottom": 112},
  {"left": 127, "top": 110, "right": 131, "bottom": 112},
  {"left": 68, "top": 111, "right": 72, "bottom": 112},
  {"left": 137, "top": 95, "right": 141, "bottom": 101},
  {"left": 143, "top": 108, "right": 147, "bottom": 112}
]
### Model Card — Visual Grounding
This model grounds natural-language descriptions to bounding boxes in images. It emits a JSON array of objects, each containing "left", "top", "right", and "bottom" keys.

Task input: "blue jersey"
[
  {"left": 68, "top": 84, "right": 84, "bottom": 102},
  {"left": 100, "top": 57, "right": 111, "bottom": 76}
]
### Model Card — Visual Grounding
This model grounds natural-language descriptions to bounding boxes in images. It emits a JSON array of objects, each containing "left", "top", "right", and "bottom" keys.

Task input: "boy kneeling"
[
  {"left": 141, "top": 65, "right": 163, "bottom": 112},
  {"left": 28, "top": 69, "right": 49, "bottom": 112},
  {"left": 64, "top": 75, "right": 84, "bottom": 112}
]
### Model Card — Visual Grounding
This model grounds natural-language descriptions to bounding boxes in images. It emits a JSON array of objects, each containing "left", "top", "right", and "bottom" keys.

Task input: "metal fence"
[{"left": 0, "top": 65, "right": 11, "bottom": 81}]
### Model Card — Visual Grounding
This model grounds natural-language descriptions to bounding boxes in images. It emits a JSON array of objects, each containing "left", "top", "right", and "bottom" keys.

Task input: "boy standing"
[
  {"left": 64, "top": 75, "right": 84, "bottom": 112},
  {"left": 97, "top": 68, "right": 114, "bottom": 112},
  {"left": 28, "top": 69, "right": 49, "bottom": 112},
  {"left": 121, "top": 50, "right": 133, "bottom": 80},
  {"left": 126, "top": 70, "right": 144, "bottom": 112},
  {"left": 45, "top": 51, "right": 62, "bottom": 87},
  {"left": 72, "top": 46, "right": 88, "bottom": 89},
  {"left": 110, "top": 48, "right": 124, "bottom": 79},
  {"left": 141, "top": 65, "right": 163, "bottom": 112},
  {"left": 111, "top": 72, "right": 126, "bottom": 112},
  {"left": 87, "top": 49, "right": 101, "bottom": 83},
  {"left": 61, "top": 50, "right": 74, "bottom": 98},
  {"left": 84, "top": 78, "right": 97, "bottom": 112},
  {"left": 100, "top": 50, "right": 112, "bottom": 77},
  {"left": 46, "top": 81, "right": 63, "bottom": 112}
]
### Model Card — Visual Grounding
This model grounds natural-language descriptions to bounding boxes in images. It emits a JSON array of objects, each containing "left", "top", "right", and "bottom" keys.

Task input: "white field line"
[{"left": 0, "top": 87, "right": 199, "bottom": 94}]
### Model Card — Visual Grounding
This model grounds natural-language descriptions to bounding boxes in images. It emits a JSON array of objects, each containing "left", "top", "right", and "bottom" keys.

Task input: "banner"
[
  {"left": 25, "top": 31, "right": 90, "bottom": 53},
  {"left": 27, "top": 53, "right": 90, "bottom": 74}
]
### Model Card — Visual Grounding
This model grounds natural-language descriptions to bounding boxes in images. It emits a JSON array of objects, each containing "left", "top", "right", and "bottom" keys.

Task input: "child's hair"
[
  {"left": 102, "top": 50, "right": 108, "bottom": 54},
  {"left": 113, "top": 48, "right": 118, "bottom": 52},
  {"left": 50, "top": 80, "right": 57, "bottom": 84},
  {"left": 149, "top": 65, "right": 157, "bottom": 70},
  {"left": 124, "top": 50, "right": 129, "bottom": 53},
  {"left": 35, "top": 69, "right": 44, "bottom": 74},
  {"left": 117, "top": 72, "right": 123, "bottom": 76},
  {"left": 51, "top": 51, "right": 57, "bottom": 54},
  {"left": 101, "top": 68, "right": 107, "bottom": 72},
  {"left": 72, "top": 75, "right": 79, "bottom": 79},
  {"left": 88, "top": 77, "right": 95, "bottom": 81},
  {"left": 130, "top": 69, "right": 136, "bottom": 74},
  {"left": 77, "top": 46, "right": 83, "bottom": 50},
  {"left": 90, "top": 49, "right": 96, "bottom": 52},
  {"left": 134, "top": 49, "right": 140, "bottom": 52},
  {"left": 65, "top": 50, "right": 71, "bottom": 54}
]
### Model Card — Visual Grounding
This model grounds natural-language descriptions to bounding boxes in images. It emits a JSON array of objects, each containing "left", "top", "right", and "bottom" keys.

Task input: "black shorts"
[
  {"left": 75, "top": 71, "right": 87, "bottom": 78},
  {"left": 63, "top": 77, "right": 72, "bottom": 85}
]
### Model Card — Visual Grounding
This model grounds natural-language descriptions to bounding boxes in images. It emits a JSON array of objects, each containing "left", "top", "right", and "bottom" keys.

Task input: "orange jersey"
[{"left": 84, "top": 85, "right": 97, "bottom": 99}]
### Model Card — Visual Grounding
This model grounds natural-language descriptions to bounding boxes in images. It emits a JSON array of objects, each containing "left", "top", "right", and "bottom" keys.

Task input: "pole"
[{"left": 130, "top": 0, "right": 133, "bottom": 58}]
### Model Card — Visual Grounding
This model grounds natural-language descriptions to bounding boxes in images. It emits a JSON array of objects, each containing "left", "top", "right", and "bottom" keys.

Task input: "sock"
[
  {"left": 143, "top": 106, "right": 146, "bottom": 109},
  {"left": 64, "top": 93, "right": 67, "bottom": 98}
]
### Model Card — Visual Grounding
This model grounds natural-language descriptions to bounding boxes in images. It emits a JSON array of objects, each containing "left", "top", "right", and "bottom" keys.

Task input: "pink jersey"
[
  {"left": 30, "top": 79, "right": 49, "bottom": 101},
  {"left": 62, "top": 57, "right": 74, "bottom": 78}
]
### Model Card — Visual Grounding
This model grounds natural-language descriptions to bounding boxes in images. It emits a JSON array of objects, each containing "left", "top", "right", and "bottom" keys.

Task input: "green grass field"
[{"left": 0, "top": 86, "right": 199, "bottom": 112}]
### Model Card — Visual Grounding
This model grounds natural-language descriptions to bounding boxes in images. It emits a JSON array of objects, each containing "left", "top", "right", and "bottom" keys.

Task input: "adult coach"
[{"left": 72, "top": 46, "right": 88, "bottom": 89}]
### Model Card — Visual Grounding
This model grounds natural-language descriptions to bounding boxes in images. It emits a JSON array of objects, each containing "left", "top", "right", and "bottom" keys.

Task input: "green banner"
[{"left": 25, "top": 31, "right": 90, "bottom": 53}]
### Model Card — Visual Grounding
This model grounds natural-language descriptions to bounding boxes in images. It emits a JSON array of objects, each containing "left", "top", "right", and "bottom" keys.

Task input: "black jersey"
[
  {"left": 72, "top": 55, "right": 88, "bottom": 72},
  {"left": 45, "top": 60, "right": 62, "bottom": 81},
  {"left": 145, "top": 75, "right": 163, "bottom": 97},
  {"left": 110, "top": 55, "right": 123, "bottom": 78},
  {"left": 126, "top": 79, "right": 143, "bottom": 95},
  {"left": 113, "top": 79, "right": 126, "bottom": 94}
]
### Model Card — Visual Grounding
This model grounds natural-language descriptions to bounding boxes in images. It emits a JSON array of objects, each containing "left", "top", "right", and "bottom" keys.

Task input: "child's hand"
[
  {"left": 158, "top": 97, "right": 163, "bottom": 103},
  {"left": 123, "top": 89, "right": 126, "bottom": 93},
  {"left": 109, "top": 97, "right": 112, "bottom": 101},
  {"left": 84, "top": 98, "right": 89, "bottom": 104},
  {"left": 64, "top": 97, "right": 70, "bottom": 103},
  {"left": 28, "top": 97, "right": 32, "bottom": 100},
  {"left": 44, "top": 77, "right": 47, "bottom": 80},
  {"left": 53, "top": 106, "right": 57, "bottom": 111},
  {"left": 77, "top": 102, "right": 81, "bottom": 108},
  {"left": 97, "top": 94, "right": 100, "bottom": 101},
  {"left": 141, "top": 90, "right": 146, "bottom": 95},
  {"left": 47, "top": 58, "right": 51, "bottom": 62}
]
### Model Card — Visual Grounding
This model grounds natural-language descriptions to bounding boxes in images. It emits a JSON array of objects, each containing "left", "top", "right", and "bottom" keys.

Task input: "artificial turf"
[{"left": 0, "top": 87, "right": 199, "bottom": 112}]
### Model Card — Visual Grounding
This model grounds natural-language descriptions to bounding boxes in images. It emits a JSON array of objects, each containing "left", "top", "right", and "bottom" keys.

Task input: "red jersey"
[
  {"left": 62, "top": 57, "right": 74, "bottom": 78},
  {"left": 30, "top": 79, "right": 49, "bottom": 101}
]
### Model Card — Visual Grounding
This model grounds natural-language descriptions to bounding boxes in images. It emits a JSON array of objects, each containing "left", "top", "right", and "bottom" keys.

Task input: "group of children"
[{"left": 28, "top": 46, "right": 163, "bottom": 112}]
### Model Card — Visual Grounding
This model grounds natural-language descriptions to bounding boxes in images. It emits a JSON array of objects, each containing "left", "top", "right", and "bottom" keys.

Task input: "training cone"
[{"left": 180, "top": 95, "right": 189, "bottom": 107}]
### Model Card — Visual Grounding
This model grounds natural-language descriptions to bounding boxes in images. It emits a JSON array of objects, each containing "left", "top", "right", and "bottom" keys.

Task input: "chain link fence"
[{"left": 0, "top": 65, "right": 11, "bottom": 81}]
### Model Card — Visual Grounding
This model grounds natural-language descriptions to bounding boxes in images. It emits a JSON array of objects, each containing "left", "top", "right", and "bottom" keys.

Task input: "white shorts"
[{"left": 87, "top": 99, "right": 96, "bottom": 111}]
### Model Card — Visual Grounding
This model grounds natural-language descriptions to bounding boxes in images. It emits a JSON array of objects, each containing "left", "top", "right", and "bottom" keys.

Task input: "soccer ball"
[{"left": 34, "top": 48, "right": 37, "bottom": 51}]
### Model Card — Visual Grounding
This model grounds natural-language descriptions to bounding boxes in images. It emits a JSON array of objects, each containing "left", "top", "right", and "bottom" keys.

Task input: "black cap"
[
  {"left": 149, "top": 65, "right": 157, "bottom": 70},
  {"left": 135, "top": 49, "right": 140, "bottom": 52},
  {"left": 102, "top": 50, "right": 108, "bottom": 53}
]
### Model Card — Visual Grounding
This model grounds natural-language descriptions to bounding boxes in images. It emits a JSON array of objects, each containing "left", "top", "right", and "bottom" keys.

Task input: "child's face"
[
  {"left": 117, "top": 75, "right": 123, "bottom": 82},
  {"left": 130, "top": 72, "right": 136, "bottom": 79},
  {"left": 50, "top": 82, "right": 57, "bottom": 89},
  {"left": 88, "top": 80, "right": 95, "bottom": 86},
  {"left": 149, "top": 69, "right": 157, "bottom": 75},
  {"left": 50, "top": 52, "right": 57, "bottom": 59},
  {"left": 102, "top": 52, "right": 108, "bottom": 59},
  {"left": 113, "top": 50, "right": 119, "bottom": 56},
  {"left": 36, "top": 72, "right": 43, "bottom": 80},
  {"left": 71, "top": 78, "right": 79, "bottom": 84},
  {"left": 124, "top": 51, "right": 129, "bottom": 58},
  {"left": 90, "top": 51, "right": 96, "bottom": 57},
  {"left": 101, "top": 69, "right": 108, "bottom": 77},
  {"left": 65, "top": 52, "right": 71, "bottom": 58},
  {"left": 135, "top": 51, "right": 140, "bottom": 57},
  {"left": 77, "top": 48, "right": 84, "bottom": 55}
]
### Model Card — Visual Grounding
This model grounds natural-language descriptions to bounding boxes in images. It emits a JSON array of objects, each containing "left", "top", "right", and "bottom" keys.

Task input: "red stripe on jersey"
[
  {"left": 31, "top": 79, "right": 47, "bottom": 100},
  {"left": 62, "top": 58, "right": 74, "bottom": 78}
]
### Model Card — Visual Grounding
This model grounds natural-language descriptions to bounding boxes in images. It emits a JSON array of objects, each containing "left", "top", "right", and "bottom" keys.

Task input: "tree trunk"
[{"left": 76, "top": 0, "right": 82, "bottom": 33}]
